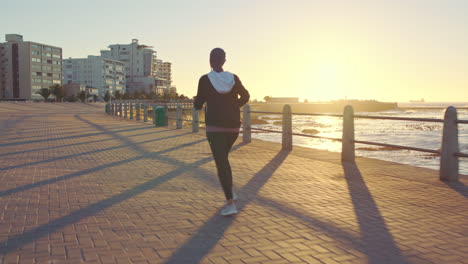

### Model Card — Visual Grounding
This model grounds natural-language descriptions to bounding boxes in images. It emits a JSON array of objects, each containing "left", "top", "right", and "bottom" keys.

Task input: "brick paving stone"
[{"left": 0, "top": 103, "right": 467, "bottom": 263}]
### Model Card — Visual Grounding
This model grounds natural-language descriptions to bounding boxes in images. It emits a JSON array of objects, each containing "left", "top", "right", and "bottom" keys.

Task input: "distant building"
[
  {"left": 101, "top": 39, "right": 158, "bottom": 94},
  {"left": 0, "top": 34, "right": 62, "bottom": 100},
  {"left": 62, "top": 56, "right": 125, "bottom": 99},
  {"left": 100, "top": 39, "right": 174, "bottom": 95},
  {"left": 155, "top": 59, "right": 172, "bottom": 89},
  {"left": 268, "top": 97, "right": 299, "bottom": 103}
]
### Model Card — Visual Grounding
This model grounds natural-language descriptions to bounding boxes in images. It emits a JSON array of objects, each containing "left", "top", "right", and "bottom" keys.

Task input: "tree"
[
  {"left": 36, "top": 88, "right": 51, "bottom": 102},
  {"left": 133, "top": 90, "right": 140, "bottom": 99},
  {"left": 122, "top": 92, "right": 131, "bottom": 100},
  {"left": 114, "top": 90, "right": 122, "bottom": 100},
  {"left": 79, "top": 91, "right": 88, "bottom": 102},
  {"left": 50, "top": 84, "right": 64, "bottom": 102},
  {"left": 148, "top": 91, "right": 157, "bottom": 100},
  {"left": 104, "top": 91, "right": 111, "bottom": 102},
  {"left": 140, "top": 89, "right": 148, "bottom": 99},
  {"left": 263, "top": 96, "right": 271, "bottom": 103}
]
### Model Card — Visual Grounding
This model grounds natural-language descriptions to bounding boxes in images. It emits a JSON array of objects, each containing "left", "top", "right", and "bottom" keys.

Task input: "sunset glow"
[{"left": 2, "top": 0, "right": 467, "bottom": 102}]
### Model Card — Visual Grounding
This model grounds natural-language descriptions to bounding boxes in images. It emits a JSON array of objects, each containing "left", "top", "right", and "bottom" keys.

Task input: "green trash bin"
[{"left": 155, "top": 107, "right": 166, "bottom": 127}]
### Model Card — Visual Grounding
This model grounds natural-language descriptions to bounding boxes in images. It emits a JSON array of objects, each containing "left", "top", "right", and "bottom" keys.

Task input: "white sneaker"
[
  {"left": 220, "top": 203, "right": 238, "bottom": 216},
  {"left": 233, "top": 192, "right": 238, "bottom": 201}
]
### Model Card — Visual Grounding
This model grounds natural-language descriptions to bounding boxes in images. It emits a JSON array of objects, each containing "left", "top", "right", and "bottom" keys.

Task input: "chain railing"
[{"left": 105, "top": 102, "right": 467, "bottom": 182}]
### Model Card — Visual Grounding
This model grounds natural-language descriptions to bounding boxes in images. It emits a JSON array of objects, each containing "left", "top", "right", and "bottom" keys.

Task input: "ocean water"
[{"left": 251, "top": 102, "right": 468, "bottom": 175}]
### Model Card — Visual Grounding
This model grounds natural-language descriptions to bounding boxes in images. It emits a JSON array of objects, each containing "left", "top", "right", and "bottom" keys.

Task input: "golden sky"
[{"left": 2, "top": 0, "right": 467, "bottom": 102}]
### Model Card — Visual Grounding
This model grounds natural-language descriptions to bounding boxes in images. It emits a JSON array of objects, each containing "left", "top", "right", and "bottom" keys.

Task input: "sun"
[{"left": 301, "top": 61, "right": 352, "bottom": 101}]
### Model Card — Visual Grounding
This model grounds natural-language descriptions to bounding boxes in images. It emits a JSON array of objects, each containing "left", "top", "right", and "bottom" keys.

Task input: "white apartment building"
[
  {"left": 62, "top": 56, "right": 125, "bottom": 99},
  {"left": 101, "top": 39, "right": 156, "bottom": 93},
  {"left": 0, "top": 34, "right": 62, "bottom": 100},
  {"left": 155, "top": 59, "right": 172, "bottom": 88}
]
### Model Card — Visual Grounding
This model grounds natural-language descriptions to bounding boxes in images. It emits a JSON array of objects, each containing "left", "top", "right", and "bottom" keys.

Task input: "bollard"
[
  {"left": 342, "top": 105, "right": 355, "bottom": 162},
  {"left": 282, "top": 104, "right": 292, "bottom": 151},
  {"left": 440, "top": 106, "right": 459, "bottom": 182},
  {"left": 124, "top": 103, "right": 128, "bottom": 118},
  {"left": 143, "top": 103, "right": 148, "bottom": 122},
  {"left": 243, "top": 104, "right": 251, "bottom": 143},
  {"left": 136, "top": 103, "right": 141, "bottom": 121},
  {"left": 192, "top": 108, "right": 199, "bottom": 132},
  {"left": 130, "top": 103, "right": 134, "bottom": 120},
  {"left": 119, "top": 103, "right": 123, "bottom": 117},
  {"left": 176, "top": 104, "right": 182, "bottom": 129}
]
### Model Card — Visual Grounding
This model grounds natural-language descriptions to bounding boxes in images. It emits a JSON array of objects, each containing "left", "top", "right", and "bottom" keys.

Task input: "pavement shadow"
[
  {"left": 0, "top": 138, "right": 212, "bottom": 254},
  {"left": 0, "top": 133, "right": 200, "bottom": 197},
  {"left": 444, "top": 181, "right": 468, "bottom": 198},
  {"left": 165, "top": 150, "right": 290, "bottom": 264},
  {"left": 0, "top": 128, "right": 169, "bottom": 158},
  {"left": 0, "top": 126, "right": 154, "bottom": 148},
  {"left": 0, "top": 131, "right": 190, "bottom": 173},
  {"left": 343, "top": 161, "right": 408, "bottom": 264}
]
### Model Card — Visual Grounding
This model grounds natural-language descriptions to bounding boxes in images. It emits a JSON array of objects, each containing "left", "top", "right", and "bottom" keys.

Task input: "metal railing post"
[
  {"left": 119, "top": 103, "right": 123, "bottom": 117},
  {"left": 243, "top": 104, "right": 251, "bottom": 143},
  {"left": 440, "top": 106, "right": 459, "bottom": 182},
  {"left": 111, "top": 103, "right": 115, "bottom": 116},
  {"left": 124, "top": 103, "right": 128, "bottom": 118},
  {"left": 143, "top": 103, "right": 148, "bottom": 122},
  {"left": 342, "top": 105, "right": 355, "bottom": 162},
  {"left": 192, "top": 108, "right": 199, "bottom": 132},
  {"left": 136, "top": 102, "right": 141, "bottom": 121},
  {"left": 282, "top": 104, "right": 292, "bottom": 151},
  {"left": 130, "top": 103, "right": 134, "bottom": 120},
  {"left": 176, "top": 104, "right": 182, "bottom": 129}
]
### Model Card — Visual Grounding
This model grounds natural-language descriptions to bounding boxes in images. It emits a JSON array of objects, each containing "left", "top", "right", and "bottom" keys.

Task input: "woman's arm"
[
  {"left": 194, "top": 76, "right": 206, "bottom": 110},
  {"left": 235, "top": 75, "right": 250, "bottom": 107}
]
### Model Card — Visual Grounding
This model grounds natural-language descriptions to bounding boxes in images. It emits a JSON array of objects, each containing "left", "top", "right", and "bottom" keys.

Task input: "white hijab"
[{"left": 207, "top": 70, "right": 235, "bottom": 94}]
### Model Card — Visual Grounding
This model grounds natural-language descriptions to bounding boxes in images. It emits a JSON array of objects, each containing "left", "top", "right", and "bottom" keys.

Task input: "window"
[
  {"left": 32, "top": 51, "right": 40, "bottom": 55},
  {"left": 32, "top": 58, "right": 41, "bottom": 63},
  {"left": 66, "top": 65, "right": 72, "bottom": 68},
  {"left": 43, "top": 66, "right": 51, "bottom": 71},
  {"left": 31, "top": 44, "right": 41, "bottom": 49},
  {"left": 46, "top": 60, "right": 52, "bottom": 64},
  {"left": 53, "top": 80, "right": 61, "bottom": 84}
]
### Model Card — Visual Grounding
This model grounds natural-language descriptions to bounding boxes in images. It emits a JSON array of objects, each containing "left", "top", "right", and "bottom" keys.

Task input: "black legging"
[{"left": 206, "top": 132, "right": 239, "bottom": 200}]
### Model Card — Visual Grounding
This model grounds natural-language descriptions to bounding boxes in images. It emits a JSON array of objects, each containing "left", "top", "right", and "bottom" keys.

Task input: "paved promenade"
[{"left": 0, "top": 102, "right": 467, "bottom": 264}]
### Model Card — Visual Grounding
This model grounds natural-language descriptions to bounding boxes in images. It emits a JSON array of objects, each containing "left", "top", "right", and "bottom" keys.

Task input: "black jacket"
[{"left": 194, "top": 74, "right": 250, "bottom": 128}]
